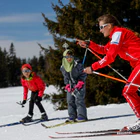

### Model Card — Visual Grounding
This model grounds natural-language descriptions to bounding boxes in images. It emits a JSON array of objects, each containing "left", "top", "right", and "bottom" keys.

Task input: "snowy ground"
[{"left": 0, "top": 86, "right": 140, "bottom": 140}]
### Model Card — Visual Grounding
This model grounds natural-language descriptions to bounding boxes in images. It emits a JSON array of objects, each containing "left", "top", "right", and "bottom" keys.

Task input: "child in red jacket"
[{"left": 20, "top": 63, "right": 48, "bottom": 123}]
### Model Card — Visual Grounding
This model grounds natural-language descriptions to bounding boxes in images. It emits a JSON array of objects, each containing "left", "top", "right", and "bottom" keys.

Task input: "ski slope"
[{"left": 0, "top": 86, "right": 140, "bottom": 140}]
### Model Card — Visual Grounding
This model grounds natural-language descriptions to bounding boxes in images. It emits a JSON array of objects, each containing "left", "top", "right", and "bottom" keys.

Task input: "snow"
[{"left": 0, "top": 86, "right": 140, "bottom": 140}]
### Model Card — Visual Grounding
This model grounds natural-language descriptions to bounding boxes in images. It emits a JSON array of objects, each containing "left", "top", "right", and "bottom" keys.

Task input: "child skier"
[
  {"left": 20, "top": 63, "right": 48, "bottom": 123},
  {"left": 60, "top": 49, "right": 87, "bottom": 122}
]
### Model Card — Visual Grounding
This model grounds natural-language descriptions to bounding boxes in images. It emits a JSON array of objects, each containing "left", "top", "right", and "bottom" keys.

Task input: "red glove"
[
  {"left": 65, "top": 84, "right": 71, "bottom": 92},
  {"left": 74, "top": 81, "right": 84, "bottom": 90}
]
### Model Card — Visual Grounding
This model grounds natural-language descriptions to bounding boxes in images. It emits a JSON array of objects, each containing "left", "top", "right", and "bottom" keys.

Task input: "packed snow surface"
[{"left": 0, "top": 86, "right": 139, "bottom": 140}]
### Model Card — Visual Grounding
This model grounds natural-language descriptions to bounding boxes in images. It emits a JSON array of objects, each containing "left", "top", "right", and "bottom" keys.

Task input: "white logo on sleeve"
[
  {"left": 99, "top": 57, "right": 106, "bottom": 65},
  {"left": 110, "top": 32, "right": 122, "bottom": 45}
]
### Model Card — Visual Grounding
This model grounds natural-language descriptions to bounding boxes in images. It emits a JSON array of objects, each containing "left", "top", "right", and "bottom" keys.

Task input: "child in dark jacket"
[
  {"left": 20, "top": 64, "right": 48, "bottom": 123},
  {"left": 60, "top": 49, "right": 87, "bottom": 122}
]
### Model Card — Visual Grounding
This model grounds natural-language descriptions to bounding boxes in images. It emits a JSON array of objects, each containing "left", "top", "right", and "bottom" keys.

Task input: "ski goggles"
[
  {"left": 99, "top": 23, "right": 109, "bottom": 30},
  {"left": 22, "top": 69, "right": 31, "bottom": 73},
  {"left": 64, "top": 55, "right": 74, "bottom": 59}
]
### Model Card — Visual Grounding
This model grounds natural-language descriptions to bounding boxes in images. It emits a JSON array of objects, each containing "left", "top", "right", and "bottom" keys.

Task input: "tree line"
[{"left": 0, "top": 43, "right": 46, "bottom": 88}]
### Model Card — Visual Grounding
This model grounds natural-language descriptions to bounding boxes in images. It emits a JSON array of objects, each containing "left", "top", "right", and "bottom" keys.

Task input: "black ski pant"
[{"left": 28, "top": 91, "right": 45, "bottom": 116}]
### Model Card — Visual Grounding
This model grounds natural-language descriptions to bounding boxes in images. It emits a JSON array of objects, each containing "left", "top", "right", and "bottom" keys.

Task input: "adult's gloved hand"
[
  {"left": 65, "top": 84, "right": 71, "bottom": 92},
  {"left": 35, "top": 96, "right": 42, "bottom": 103},
  {"left": 74, "top": 81, "right": 84, "bottom": 90}
]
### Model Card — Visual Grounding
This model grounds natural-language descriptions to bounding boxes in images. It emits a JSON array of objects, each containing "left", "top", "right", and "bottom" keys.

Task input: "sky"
[
  {"left": 0, "top": 0, "right": 69, "bottom": 59},
  {"left": 0, "top": 86, "right": 139, "bottom": 140}
]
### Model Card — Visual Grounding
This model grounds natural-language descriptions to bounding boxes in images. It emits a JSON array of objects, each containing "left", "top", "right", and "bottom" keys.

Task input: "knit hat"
[
  {"left": 21, "top": 64, "right": 32, "bottom": 70},
  {"left": 63, "top": 49, "right": 74, "bottom": 56}
]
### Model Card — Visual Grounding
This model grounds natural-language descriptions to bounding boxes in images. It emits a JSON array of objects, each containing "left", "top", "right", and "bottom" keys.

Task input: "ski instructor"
[{"left": 76, "top": 14, "right": 140, "bottom": 132}]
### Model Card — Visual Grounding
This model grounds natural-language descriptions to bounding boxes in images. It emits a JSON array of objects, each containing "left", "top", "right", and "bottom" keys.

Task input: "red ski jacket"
[
  {"left": 21, "top": 72, "right": 45, "bottom": 100},
  {"left": 89, "top": 26, "right": 140, "bottom": 70}
]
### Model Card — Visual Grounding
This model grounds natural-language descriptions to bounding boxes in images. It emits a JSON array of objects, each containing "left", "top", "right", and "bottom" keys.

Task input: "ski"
[
  {"left": 0, "top": 119, "right": 40, "bottom": 128},
  {"left": 41, "top": 120, "right": 86, "bottom": 129},
  {"left": 0, "top": 117, "right": 67, "bottom": 128},
  {"left": 41, "top": 114, "right": 135, "bottom": 129},
  {"left": 0, "top": 121, "right": 21, "bottom": 128},
  {"left": 41, "top": 121, "right": 77, "bottom": 128},
  {"left": 21, "top": 119, "right": 48, "bottom": 126},
  {"left": 49, "top": 131, "right": 140, "bottom": 139},
  {"left": 56, "top": 128, "right": 120, "bottom": 134}
]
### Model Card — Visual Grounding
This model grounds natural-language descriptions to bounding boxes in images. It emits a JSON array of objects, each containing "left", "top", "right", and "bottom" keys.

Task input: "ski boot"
[
  {"left": 20, "top": 115, "right": 32, "bottom": 123},
  {"left": 40, "top": 113, "right": 48, "bottom": 121},
  {"left": 75, "top": 117, "right": 87, "bottom": 122},
  {"left": 121, "top": 119, "right": 140, "bottom": 132},
  {"left": 65, "top": 117, "right": 76, "bottom": 123}
]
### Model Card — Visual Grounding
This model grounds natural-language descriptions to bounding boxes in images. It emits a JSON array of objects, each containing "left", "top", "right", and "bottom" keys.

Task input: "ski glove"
[
  {"left": 74, "top": 81, "right": 84, "bottom": 90},
  {"left": 35, "top": 96, "right": 42, "bottom": 103},
  {"left": 22, "top": 100, "right": 26, "bottom": 105},
  {"left": 65, "top": 84, "right": 71, "bottom": 92},
  {"left": 46, "top": 83, "right": 49, "bottom": 87},
  {"left": 65, "top": 84, "right": 75, "bottom": 93}
]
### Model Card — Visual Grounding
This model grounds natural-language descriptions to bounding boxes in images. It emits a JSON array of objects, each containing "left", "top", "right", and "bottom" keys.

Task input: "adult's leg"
[{"left": 123, "top": 65, "right": 140, "bottom": 119}]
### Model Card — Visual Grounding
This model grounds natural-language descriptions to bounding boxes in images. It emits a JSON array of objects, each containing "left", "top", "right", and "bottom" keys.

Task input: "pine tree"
[
  {"left": 0, "top": 48, "right": 9, "bottom": 87},
  {"left": 7, "top": 43, "right": 21, "bottom": 86}
]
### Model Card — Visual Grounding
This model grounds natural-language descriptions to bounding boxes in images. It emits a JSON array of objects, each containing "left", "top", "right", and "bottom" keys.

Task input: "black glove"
[
  {"left": 46, "top": 83, "right": 49, "bottom": 87},
  {"left": 35, "top": 96, "right": 42, "bottom": 103},
  {"left": 21, "top": 100, "right": 26, "bottom": 105}
]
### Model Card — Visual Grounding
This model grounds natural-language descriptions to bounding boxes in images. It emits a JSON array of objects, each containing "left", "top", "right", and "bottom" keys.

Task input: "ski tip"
[
  {"left": 41, "top": 123, "right": 45, "bottom": 126},
  {"left": 41, "top": 123, "right": 48, "bottom": 128},
  {"left": 49, "top": 136, "right": 55, "bottom": 139},
  {"left": 55, "top": 132, "right": 65, "bottom": 134}
]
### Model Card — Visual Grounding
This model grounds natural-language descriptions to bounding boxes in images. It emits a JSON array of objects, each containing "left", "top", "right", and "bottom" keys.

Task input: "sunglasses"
[
  {"left": 99, "top": 23, "right": 109, "bottom": 30},
  {"left": 64, "top": 55, "right": 74, "bottom": 59},
  {"left": 22, "top": 69, "right": 31, "bottom": 73}
]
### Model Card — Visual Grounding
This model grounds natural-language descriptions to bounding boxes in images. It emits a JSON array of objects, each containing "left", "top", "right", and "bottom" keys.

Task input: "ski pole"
[
  {"left": 92, "top": 71, "right": 140, "bottom": 88},
  {"left": 16, "top": 101, "right": 25, "bottom": 108},
  {"left": 88, "top": 48, "right": 127, "bottom": 81},
  {"left": 88, "top": 48, "right": 140, "bottom": 92},
  {"left": 76, "top": 39, "right": 140, "bottom": 89},
  {"left": 76, "top": 39, "right": 127, "bottom": 80},
  {"left": 76, "top": 39, "right": 128, "bottom": 81},
  {"left": 16, "top": 98, "right": 30, "bottom": 108},
  {"left": 71, "top": 92, "right": 77, "bottom": 99},
  {"left": 82, "top": 47, "right": 88, "bottom": 65},
  {"left": 82, "top": 39, "right": 90, "bottom": 65},
  {"left": 75, "top": 39, "right": 88, "bottom": 65}
]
